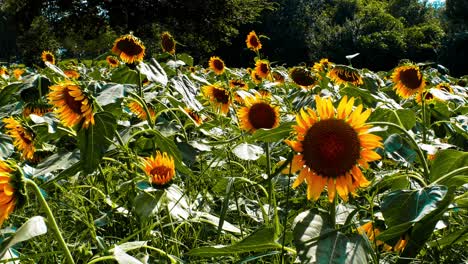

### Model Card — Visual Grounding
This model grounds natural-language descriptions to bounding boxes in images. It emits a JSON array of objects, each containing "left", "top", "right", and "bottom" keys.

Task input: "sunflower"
[
  {"left": 184, "top": 107, "right": 203, "bottom": 126},
  {"left": 106, "top": 56, "right": 120, "bottom": 67},
  {"left": 208, "top": 56, "right": 225, "bottom": 75},
  {"left": 2, "top": 117, "right": 35, "bottom": 160},
  {"left": 238, "top": 94, "right": 280, "bottom": 133},
  {"left": 22, "top": 102, "right": 52, "bottom": 117},
  {"left": 161, "top": 31, "right": 176, "bottom": 54},
  {"left": 255, "top": 60, "right": 270, "bottom": 79},
  {"left": 436, "top": 82, "right": 453, "bottom": 93},
  {"left": 202, "top": 84, "right": 231, "bottom": 115},
  {"left": 285, "top": 96, "right": 382, "bottom": 202},
  {"left": 327, "top": 65, "right": 363, "bottom": 86},
  {"left": 0, "top": 160, "right": 24, "bottom": 226},
  {"left": 229, "top": 79, "right": 248, "bottom": 90},
  {"left": 251, "top": 70, "right": 263, "bottom": 85},
  {"left": 272, "top": 71, "right": 286, "bottom": 83},
  {"left": 391, "top": 65, "right": 425, "bottom": 98},
  {"left": 143, "top": 151, "right": 175, "bottom": 187},
  {"left": 13, "top": 69, "right": 24, "bottom": 79},
  {"left": 357, "top": 222, "right": 392, "bottom": 251},
  {"left": 246, "top": 31, "right": 262, "bottom": 52},
  {"left": 111, "top": 34, "right": 146, "bottom": 64},
  {"left": 313, "top": 58, "right": 333, "bottom": 73},
  {"left": 393, "top": 233, "right": 410, "bottom": 253},
  {"left": 64, "top": 69, "right": 80, "bottom": 79},
  {"left": 128, "top": 101, "right": 156, "bottom": 121},
  {"left": 0, "top": 67, "right": 9, "bottom": 79},
  {"left": 289, "top": 67, "right": 318, "bottom": 88},
  {"left": 48, "top": 81, "right": 95, "bottom": 128},
  {"left": 41, "top": 51, "right": 55, "bottom": 65}
]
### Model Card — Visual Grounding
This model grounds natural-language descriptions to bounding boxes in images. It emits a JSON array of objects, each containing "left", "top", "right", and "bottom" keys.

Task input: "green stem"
[
  {"left": 430, "top": 166, "right": 468, "bottom": 186},
  {"left": 421, "top": 90, "right": 427, "bottom": 144},
  {"left": 281, "top": 157, "right": 293, "bottom": 264},
  {"left": 368, "top": 121, "right": 430, "bottom": 180},
  {"left": 25, "top": 178, "right": 75, "bottom": 264},
  {"left": 87, "top": 256, "right": 115, "bottom": 264},
  {"left": 128, "top": 93, "right": 155, "bottom": 128},
  {"left": 330, "top": 195, "right": 337, "bottom": 227}
]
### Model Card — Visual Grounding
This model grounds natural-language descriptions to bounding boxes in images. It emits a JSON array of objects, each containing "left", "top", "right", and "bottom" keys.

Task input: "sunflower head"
[
  {"left": 391, "top": 64, "right": 425, "bottom": 98},
  {"left": 0, "top": 160, "right": 26, "bottom": 226},
  {"left": 357, "top": 221, "right": 392, "bottom": 251},
  {"left": 2, "top": 117, "right": 36, "bottom": 161},
  {"left": 41, "top": 51, "right": 55, "bottom": 65},
  {"left": 272, "top": 71, "right": 286, "bottom": 83},
  {"left": 289, "top": 67, "right": 318, "bottom": 88},
  {"left": 64, "top": 69, "right": 80, "bottom": 79},
  {"left": 111, "top": 34, "right": 146, "bottom": 64},
  {"left": 436, "top": 82, "right": 453, "bottom": 93},
  {"left": 202, "top": 83, "right": 231, "bottom": 115},
  {"left": 285, "top": 96, "right": 382, "bottom": 202},
  {"left": 128, "top": 101, "right": 156, "bottom": 121},
  {"left": 0, "top": 67, "right": 8, "bottom": 78},
  {"left": 161, "top": 31, "right": 176, "bottom": 54},
  {"left": 238, "top": 93, "right": 280, "bottom": 133},
  {"left": 250, "top": 70, "right": 263, "bottom": 85},
  {"left": 313, "top": 58, "right": 333, "bottom": 73},
  {"left": 208, "top": 56, "right": 225, "bottom": 75},
  {"left": 13, "top": 69, "right": 25, "bottom": 79},
  {"left": 47, "top": 80, "right": 95, "bottom": 129},
  {"left": 106, "top": 56, "right": 120, "bottom": 67},
  {"left": 327, "top": 65, "right": 363, "bottom": 86},
  {"left": 255, "top": 60, "right": 270, "bottom": 79},
  {"left": 246, "top": 31, "right": 262, "bottom": 52},
  {"left": 229, "top": 79, "right": 248, "bottom": 90},
  {"left": 22, "top": 101, "right": 52, "bottom": 118},
  {"left": 184, "top": 108, "right": 203, "bottom": 126},
  {"left": 143, "top": 151, "right": 175, "bottom": 187}
]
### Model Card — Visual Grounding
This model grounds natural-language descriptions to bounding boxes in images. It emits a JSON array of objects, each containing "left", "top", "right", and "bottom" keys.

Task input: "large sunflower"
[
  {"left": 246, "top": 31, "right": 262, "bottom": 52},
  {"left": 255, "top": 60, "right": 270, "bottom": 79},
  {"left": 2, "top": 117, "right": 35, "bottom": 160},
  {"left": 128, "top": 101, "right": 156, "bottom": 121},
  {"left": 202, "top": 84, "right": 231, "bottom": 115},
  {"left": 391, "top": 65, "right": 425, "bottom": 98},
  {"left": 161, "top": 31, "right": 176, "bottom": 54},
  {"left": 251, "top": 70, "right": 263, "bottom": 85},
  {"left": 289, "top": 67, "right": 318, "bottom": 88},
  {"left": 41, "top": 51, "right": 55, "bottom": 65},
  {"left": 327, "top": 65, "right": 363, "bottom": 86},
  {"left": 106, "top": 56, "right": 120, "bottom": 68},
  {"left": 285, "top": 96, "right": 382, "bottom": 202},
  {"left": 238, "top": 94, "right": 280, "bottom": 133},
  {"left": 208, "top": 56, "right": 225, "bottom": 75},
  {"left": 48, "top": 81, "right": 95, "bottom": 128},
  {"left": 0, "top": 160, "right": 22, "bottom": 226},
  {"left": 143, "top": 151, "right": 175, "bottom": 187},
  {"left": 111, "top": 34, "right": 146, "bottom": 64}
]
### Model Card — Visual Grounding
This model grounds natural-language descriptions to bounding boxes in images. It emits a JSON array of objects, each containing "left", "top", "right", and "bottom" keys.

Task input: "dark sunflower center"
[
  {"left": 301, "top": 119, "right": 360, "bottom": 178},
  {"left": 213, "top": 60, "right": 224, "bottom": 71},
  {"left": 249, "top": 36, "right": 259, "bottom": 47},
  {"left": 259, "top": 63, "right": 269, "bottom": 75},
  {"left": 150, "top": 166, "right": 171, "bottom": 178},
  {"left": 162, "top": 36, "right": 175, "bottom": 52},
  {"left": 64, "top": 87, "right": 84, "bottom": 114},
  {"left": 19, "top": 130, "right": 33, "bottom": 145},
  {"left": 109, "top": 58, "right": 118, "bottom": 65},
  {"left": 116, "top": 38, "right": 143, "bottom": 56},
  {"left": 248, "top": 102, "right": 276, "bottom": 129},
  {"left": 291, "top": 68, "right": 316, "bottom": 86},
  {"left": 45, "top": 54, "right": 54, "bottom": 62},
  {"left": 231, "top": 80, "right": 245, "bottom": 87},
  {"left": 399, "top": 68, "right": 422, "bottom": 89},
  {"left": 212, "top": 88, "right": 229, "bottom": 104},
  {"left": 336, "top": 69, "right": 360, "bottom": 83},
  {"left": 424, "top": 92, "right": 434, "bottom": 100}
]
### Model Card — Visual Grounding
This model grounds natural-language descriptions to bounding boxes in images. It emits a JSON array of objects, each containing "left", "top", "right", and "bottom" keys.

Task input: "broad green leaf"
[
  {"left": 96, "top": 83, "right": 125, "bottom": 106},
  {"left": 0, "top": 134, "right": 13, "bottom": 159},
  {"left": 193, "top": 211, "right": 241, "bottom": 234},
  {"left": 133, "top": 191, "right": 164, "bottom": 219},
  {"left": 427, "top": 226, "right": 468, "bottom": 248},
  {"left": 150, "top": 129, "right": 192, "bottom": 176},
  {"left": 171, "top": 75, "right": 202, "bottom": 111},
  {"left": 111, "top": 67, "right": 139, "bottom": 85},
  {"left": 429, "top": 149, "right": 468, "bottom": 186},
  {"left": 381, "top": 186, "right": 448, "bottom": 227},
  {"left": 187, "top": 226, "right": 282, "bottom": 257},
  {"left": 292, "top": 211, "right": 369, "bottom": 264},
  {"left": 78, "top": 112, "right": 117, "bottom": 174},
  {"left": 113, "top": 246, "right": 143, "bottom": 264},
  {"left": 369, "top": 108, "right": 416, "bottom": 131},
  {"left": 177, "top": 53, "right": 194, "bottom": 66},
  {"left": 138, "top": 59, "right": 168, "bottom": 86},
  {"left": 33, "top": 150, "right": 80, "bottom": 179},
  {"left": 109, "top": 241, "right": 148, "bottom": 253},
  {"left": 249, "top": 122, "right": 294, "bottom": 143},
  {"left": 232, "top": 143, "right": 264, "bottom": 161},
  {"left": 383, "top": 134, "right": 417, "bottom": 163},
  {"left": 0, "top": 83, "right": 22, "bottom": 107},
  {"left": 0, "top": 216, "right": 47, "bottom": 258}
]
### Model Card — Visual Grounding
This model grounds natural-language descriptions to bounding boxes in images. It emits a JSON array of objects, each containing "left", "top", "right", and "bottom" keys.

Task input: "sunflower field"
[{"left": 0, "top": 31, "right": 467, "bottom": 264}]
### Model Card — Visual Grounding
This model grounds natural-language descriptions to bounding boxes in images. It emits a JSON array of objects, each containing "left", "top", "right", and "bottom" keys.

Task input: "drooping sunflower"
[
  {"left": 255, "top": 60, "right": 270, "bottom": 79},
  {"left": 2, "top": 117, "right": 36, "bottom": 161},
  {"left": 161, "top": 31, "right": 176, "bottom": 54},
  {"left": 128, "top": 101, "right": 156, "bottom": 121},
  {"left": 22, "top": 102, "right": 52, "bottom": 117},
  {"left": 251, "top": 70, "right": 263, "bottom": 85},
  {"left": 0, "top": 67, "right": 8, "bottom": 78},
  {"left": 238, "top": 94, "right": 280, "bottom": 133},
  {"left": 272, "top": 71, "right": 286, "bottom": 84},
  {"left": 106, "top": 56, "right": 120, "bottom": 67},
  {"left": 142, "top": 151, "right": 175, "bottom": 187},
  {"left": 436, "top": 82, "right": 453, "bottom": 93},
  {"left": 111, "top": 34, "right": 146, "bottom": 64},
  {"left": 13, "top": 69, "right": 24, "bottom": 80},
  {"left": 0, "top": 160, "right": 24, "bottom": 226},
  {"left": 41, "top": 50, "right": 55, "bottom": 65},
  {"left": 391, "top": 65, "right": 425, "bottom": 98},
  {"left": 289, "top": 67, "right": 318, "bottom": 88},
  {"left": 285, "top": 96, "right": 382, "bottom": 202},
  {"left": 64, "top": 69, "right": 80, "bottom": 79},
  {"left": 208, "top": 56, "right": 225, "bottom": 75},
  {"left": 202, "top": 84, "right": 231, "bottom": 115},
  {"left": 328, "top": 65, "right": 363, "bottom": 86},
  {"left": 184, "top": 107, "right": 203, "bottom": 126},
  {"left": 357, "top": 222, "right": 392, "bottom": 251},
  {"left": 313, "top": 58, "right": 333, "bottom": 73},
  {"left": 48, "top": 80, "right": 95, "bottom": 128},
  {"left": 246, "top": 31, "right": 262, "bottom": 52},
  {"left": 229, "top": 79, "right": 248, "bottom": 90}
]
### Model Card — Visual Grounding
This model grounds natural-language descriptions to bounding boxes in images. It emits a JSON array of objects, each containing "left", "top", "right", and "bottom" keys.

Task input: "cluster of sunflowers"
[{"left": 0, "top": 29, "right": 466, "bottom": 263}]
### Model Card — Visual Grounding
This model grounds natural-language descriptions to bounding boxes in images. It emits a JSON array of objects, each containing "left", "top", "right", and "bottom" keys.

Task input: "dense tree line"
[{"left": 0, "top": 0, "right": 467, "bottom": 76}]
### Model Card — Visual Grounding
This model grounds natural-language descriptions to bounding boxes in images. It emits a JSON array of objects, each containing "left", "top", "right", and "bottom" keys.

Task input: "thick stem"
[{"left": 25, "top": 178, "right": 75, "bottom": 264}]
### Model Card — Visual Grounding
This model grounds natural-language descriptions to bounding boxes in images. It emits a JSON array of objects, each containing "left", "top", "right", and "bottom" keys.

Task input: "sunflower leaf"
[
  {"left": 232, "top": 143, "right": 264, "bottom": 161},
  {"left": 429, "top": 149, "right": 468, "bottom": 186},
  {"left": 249, "top": 122, "right": 294, "bottom": 143}
]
